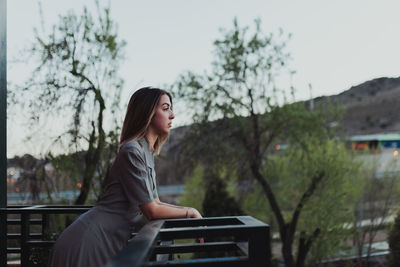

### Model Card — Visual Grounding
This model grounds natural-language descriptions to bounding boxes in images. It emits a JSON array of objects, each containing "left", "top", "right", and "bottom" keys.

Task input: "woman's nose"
[{"left": 170, "top": 111, "right": 175, "bottom": 119}]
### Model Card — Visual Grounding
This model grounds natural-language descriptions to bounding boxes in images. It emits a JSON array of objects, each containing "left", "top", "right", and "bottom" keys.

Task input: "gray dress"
[{"left": 49, "top": 139, "right": 158, "bottom": 267}]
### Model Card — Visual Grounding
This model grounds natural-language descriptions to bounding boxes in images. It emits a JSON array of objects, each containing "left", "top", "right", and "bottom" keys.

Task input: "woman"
[{"left": 49, "top": 87, "right": 202, "bottom": 267}]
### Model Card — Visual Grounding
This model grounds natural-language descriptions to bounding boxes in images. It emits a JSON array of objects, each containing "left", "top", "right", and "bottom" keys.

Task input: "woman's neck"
[{"left": 144, "top": 132, "right": 157, "bottom": 153}]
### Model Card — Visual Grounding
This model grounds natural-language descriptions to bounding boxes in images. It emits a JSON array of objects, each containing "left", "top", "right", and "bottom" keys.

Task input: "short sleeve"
[
  {"left": 117, "top": 147, "right": 154, "bottom": 206},
  {"left": 153, "top": 188, "right": 159, "bottom": 199},
  {"left": 153, "top": 172, "right": 158, "bottom": 201},
  {"left": 148, "top": 166, "right": 159, "bottom": 200}
]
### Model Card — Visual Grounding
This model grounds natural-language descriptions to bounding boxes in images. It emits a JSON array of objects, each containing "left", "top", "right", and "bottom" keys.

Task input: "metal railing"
[
  {"left": 1, "top": 206, "right": 271, "bottom": 266},
  {"left": 110, "top": 216, "right": 271, "bottom": 267},
  {"left": 1, "top": 205, "right": 91, "bottom": 266}
]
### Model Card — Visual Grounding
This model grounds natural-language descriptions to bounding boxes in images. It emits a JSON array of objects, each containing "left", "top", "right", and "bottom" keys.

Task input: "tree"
[
  {"left": 388, "top": 212, "right": 400, "bottom": 267},
  {"left": 353, "top": 158, "right": 400, "bottom": 266},
  {"left": 13, "top": 1, "right": 126, "bottom": 204},
  {"left": 179, "top": 164, "right": 243, "bottom": 217},
  {"left": 179, "top": 166, "right": 206, "bottom": 213},
  {"left": 172, "top": 18, "right": 357, "bottom": 267},
  {"left": 202, "top": 166, "right": 243, "bottom": 217},
  {"left": 244, "top": 139, "right": 361, "bottom": 264}
]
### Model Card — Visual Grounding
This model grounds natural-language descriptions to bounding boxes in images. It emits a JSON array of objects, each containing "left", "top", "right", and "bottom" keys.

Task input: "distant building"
[
  {"left": 348, "top": 132, "right": 400, "bottom": 177},
  {"left": 348, "top": 132, "right": 400, "bottom": 152}
]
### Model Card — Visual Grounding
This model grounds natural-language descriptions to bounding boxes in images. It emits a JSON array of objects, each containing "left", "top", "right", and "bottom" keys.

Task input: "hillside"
[
  {"left": 9, "top": 77, "right": 400, "bottom": 186},
  {"left": 314, "top": 77, "right": 400, "bottom": 135},
  {"left": 157, "top": 76, "right": 400, "bottom": 184}
]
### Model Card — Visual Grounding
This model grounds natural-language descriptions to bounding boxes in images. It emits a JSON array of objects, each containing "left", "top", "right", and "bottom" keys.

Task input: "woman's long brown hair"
[{"left": 119, "top": 87, "right": 172, "bottom": 154}]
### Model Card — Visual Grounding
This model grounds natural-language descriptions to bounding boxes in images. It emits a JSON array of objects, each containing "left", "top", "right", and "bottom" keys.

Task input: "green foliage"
[
  {"left": 179, "top": 165, "right": 243, "bottom": 217},
  {"left": 388, "top": 212, "right": 400, "bottom": 267},
  {"left": 243, "top": 139, "right": 362, "bottom": 262},
  {"left": 179, "top": 166, "right": 206, "bottom": 213},
  {"left": 172, "top": 17, "right": 358, "bottom": 267},
  {"left": 352, "top": 155, "right": 400, "bottom": 261},
  {"left": 173, "top": 17, "right": 292, "bottom": 123},
  {"left": 287, "top": 140, "right": 361, "bottom": 263},
  {"left": 267, "top": 139, "right": 360, "bottom": 216},
  {"left": 202, "top": 167, "right": 243, "bottom": 217},
  {"left": 243, "top": 185, "right": 271, "bottom": 224},
  {"left": 17, "top": 0, "right": 125, "bottom": 146},
  {"left": 172, "top": 16, "right": 341, "bottom": 170},
  {"left": 180, "top": 165, "right": 243, "bottom": 260}
]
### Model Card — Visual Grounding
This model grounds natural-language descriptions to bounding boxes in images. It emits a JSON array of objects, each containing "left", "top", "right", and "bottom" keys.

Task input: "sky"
[{"left": 6, "top": 0, "right": 400, "bottom": 157}]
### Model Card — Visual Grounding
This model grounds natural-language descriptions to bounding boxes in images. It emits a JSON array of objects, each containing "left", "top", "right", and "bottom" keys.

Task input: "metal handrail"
[
  {"left": 109, "top": 216, "right": 271, "bottom": 267},
  {"left": 1, "top": 207, "right": 271, "bottom": 266}
]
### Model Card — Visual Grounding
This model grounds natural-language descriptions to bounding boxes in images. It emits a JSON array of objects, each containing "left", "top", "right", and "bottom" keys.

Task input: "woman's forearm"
[
  {"left": 152, "top": 203, "right": 189, "bottom": 219},
  {"left": 140, "top": 201, "right": 201, "bottom": 220},
  {"left": 155, "top": 198, "right": 186, "bottom": 209}
]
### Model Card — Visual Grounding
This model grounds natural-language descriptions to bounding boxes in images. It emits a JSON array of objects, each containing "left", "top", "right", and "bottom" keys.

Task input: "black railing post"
[
  {"left": 248, "top": 225, "right": 271, "bottom": 266},
  {"left": 21, "top": 213, "right": 31, "bottom": 266},
  {"left": 0, "top": 209, "right": 6, "bottom": 266},
  {"left": 42, "top": 213, "right": 50, "bottom": 238},
  {"left": 0, "top": 0, "right": 7, "bottom": 265}
]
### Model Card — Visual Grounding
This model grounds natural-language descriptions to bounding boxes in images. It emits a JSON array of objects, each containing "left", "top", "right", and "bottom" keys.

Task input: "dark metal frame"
[
  {"left": 1, "top": 205, "right": 91, "bottom": 266},
  {"left": 1, "top": 206, "right": 271, "bottom": 266},
  {"left": 110, "top": 216, "right": 271, "bottom": 267}
]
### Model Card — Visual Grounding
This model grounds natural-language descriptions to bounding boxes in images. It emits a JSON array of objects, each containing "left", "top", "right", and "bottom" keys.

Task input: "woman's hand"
[
  {"left": 187, "top": 207, "right": 202, "bottom": 219},
  {"left": 186, "top": 208, "right": 204, "bottom": 243}
]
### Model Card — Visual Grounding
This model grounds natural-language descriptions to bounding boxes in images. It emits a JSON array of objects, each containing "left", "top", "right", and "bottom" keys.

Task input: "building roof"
[{"left": 348, "top": 132, "right": 400, "bottom": 142}]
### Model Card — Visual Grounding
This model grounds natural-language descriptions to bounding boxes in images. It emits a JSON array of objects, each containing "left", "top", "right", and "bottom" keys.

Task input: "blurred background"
[{"left": 5, "top": 0, "right": 400, "bottom": 266}]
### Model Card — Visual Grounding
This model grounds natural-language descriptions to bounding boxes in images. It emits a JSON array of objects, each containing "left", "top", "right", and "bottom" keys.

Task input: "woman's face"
[{"left": 150, "top": 94, "right": 174, "bottom": 135}]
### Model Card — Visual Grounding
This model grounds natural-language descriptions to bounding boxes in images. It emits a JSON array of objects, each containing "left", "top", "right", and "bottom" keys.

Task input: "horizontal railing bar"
[
  {"left": 26, "top": 240, "right": 55, "bottom": 247},
  {"left": 153, "top": 241, "right": 243, "bottom": 254},
  {"left": 7, "top": 247, "right": 21, "bottom": 253},
  {"left": 7, "top": 219, "right": 42, "bottom": 225},
  {"left": 155, "top": 240, "right": 173, "bottom": 262},
  {"left": 161, "top": 224, "right": 265, "bottom": 233},
  {"left": 160, "top": 225, "right": 266, "bottom": 240},
  {"left": 7, "top": 233, "right": 42, "bottom": 239},
  {"left": 6, "top": 205, "right": 30, "bottom": 208},
  {"left": 1, "top": 208, "right": 91, "bottom": 214},
  {"left": 5, "top": 241, "right": 56, "bottom": 249},
  {"left": 235, "top": 216, "right": 267, "bottom": 227},
  {"left": 21, "top": 205, "right": 47, "bottom": 209},
  {"left": 6, "top": 205, "right": 93, "bottom": 208},
  {"left": 148, "top": 256, "right": 249, "bottom": 266},
  {"left": 164, "top": 217, "right": 243, "bottom": 228}
]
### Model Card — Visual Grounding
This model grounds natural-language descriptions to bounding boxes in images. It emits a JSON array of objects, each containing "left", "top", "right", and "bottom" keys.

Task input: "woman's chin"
[{"left": 159, "top": 129, "right": 170, "bottom": 136}]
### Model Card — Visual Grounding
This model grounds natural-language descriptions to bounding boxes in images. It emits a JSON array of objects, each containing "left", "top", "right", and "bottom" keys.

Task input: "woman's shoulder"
[
  {"left": 118, "top": 139, "right": 147, "bottom": 160},
  {"left": 119, "top": 139, "right": 142, "bottom": 152},
  {"left": 117, "top": 138, "right": 153, "bottom": 168}
]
